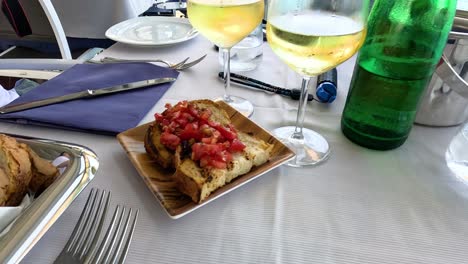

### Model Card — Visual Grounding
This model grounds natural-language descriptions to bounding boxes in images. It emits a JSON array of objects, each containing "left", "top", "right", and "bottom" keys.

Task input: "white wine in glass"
[
  {"left": 187, "top": 0, "right": 264, "bottom": 116},
  {"left": 267, "top": 1, "right": 368, "bottom": 167}
]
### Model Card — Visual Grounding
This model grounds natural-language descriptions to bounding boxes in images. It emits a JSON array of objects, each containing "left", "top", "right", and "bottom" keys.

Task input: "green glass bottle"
[{"left": 341, "top": 0, "right": 457, "bottom": 150}]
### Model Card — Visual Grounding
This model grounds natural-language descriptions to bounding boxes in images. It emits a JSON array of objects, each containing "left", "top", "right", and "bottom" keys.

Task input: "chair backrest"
[{"left": 0, "top": 0, "right": 71, "bottom": 59}]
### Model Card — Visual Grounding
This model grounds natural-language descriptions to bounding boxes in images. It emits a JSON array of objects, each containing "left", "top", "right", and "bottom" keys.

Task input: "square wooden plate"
[{"left": 117, "top": 100, "right": 295, "bottom": 219}]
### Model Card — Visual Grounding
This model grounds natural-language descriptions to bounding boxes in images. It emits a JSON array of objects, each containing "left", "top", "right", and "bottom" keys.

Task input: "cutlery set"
[
  {"left": 0, "top": 54, "right": 207, "bottom": 79},
  {"left": 0, "top": 54, "right": 206, "bottom": 114}
]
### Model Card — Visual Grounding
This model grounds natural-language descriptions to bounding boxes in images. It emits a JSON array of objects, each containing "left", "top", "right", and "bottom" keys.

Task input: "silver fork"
[
  {"left": 54, "top": 188, "right": 111, "bottom": 264},
  {"left": 97, "top": 54, "right": 207, "bottom": 70},
  {"left": 85, "top": 205, "right": 139, "bottom": 264}
]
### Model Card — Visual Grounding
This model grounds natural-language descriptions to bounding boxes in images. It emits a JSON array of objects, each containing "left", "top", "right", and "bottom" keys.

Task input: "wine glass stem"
[
  {"left": 291, "top": 76, "right": 312, "bottom": 141},
  {"left": 222, "top": 48, "right": 233, "bottom": 103}
]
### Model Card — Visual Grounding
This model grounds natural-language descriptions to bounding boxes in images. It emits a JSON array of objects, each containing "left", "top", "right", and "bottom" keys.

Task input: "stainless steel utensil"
[
  {"left": 0, "top": 69, "right": 61, "bottom": 80},
  {"left": 54, "top": 188, "right": 139, "bottom": 264},
  {"left": 0, "top": 77, "right": 176, "bottom": 114},
  {"left": 98, "top": 54, "right": 207, "bottom": 70},
  {"left": 54, "top": 189, "right": 111, "bottom": 264},
  {"left": 87, "top": 205, "right": 139, "bottom": 264}
]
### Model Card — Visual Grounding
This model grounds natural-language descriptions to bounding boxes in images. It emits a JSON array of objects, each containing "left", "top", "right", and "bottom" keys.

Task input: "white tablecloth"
[{"left": 4, "top": 35, "right": 468, "bottom": 264}]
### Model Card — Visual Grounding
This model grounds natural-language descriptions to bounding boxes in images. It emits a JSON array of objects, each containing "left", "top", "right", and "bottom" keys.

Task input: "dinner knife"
[
  {"left": 0, "top": 77, "right": 176, "bottom": 114},
  {"left": 0, "top": 69, "right": 61, "bottom": 80}
]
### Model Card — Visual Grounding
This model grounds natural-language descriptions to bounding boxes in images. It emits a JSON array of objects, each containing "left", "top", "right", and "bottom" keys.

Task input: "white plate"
[{"left": 105, "top": 17, "right": 198, "bottom": 47}]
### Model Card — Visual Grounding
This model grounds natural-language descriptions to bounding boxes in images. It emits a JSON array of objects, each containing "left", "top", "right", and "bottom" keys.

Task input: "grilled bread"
[
  {"left": 0, "top": 134, "right": 59, "bottom": 206},
  {"left": 0, "top": 135, "right": 33, "bottom": 206},
  {"left": 144, "top": 100, "right": 273, "bottom": 203},
  {"left": 173, "top": 131, "right": 273, "bottom": 203},
  {"left": 145, "top": 123, "right": 174, "bottom": 169},
  {"left": 145, "top": 99, "right": 233, "bottom": 169}
]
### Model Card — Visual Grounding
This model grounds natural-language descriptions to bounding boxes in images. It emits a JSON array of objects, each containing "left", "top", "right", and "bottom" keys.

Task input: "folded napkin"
[
  {"left": 0, "top": 85, "right": 19, "bottom": 106},
  {"left": 0, "top": 63, "right": 179, "bottom": 135}
]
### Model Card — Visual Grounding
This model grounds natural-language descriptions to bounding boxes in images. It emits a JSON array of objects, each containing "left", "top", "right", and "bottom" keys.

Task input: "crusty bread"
[
  {"left": 144, "top": 99, "right": 231, "bottom": 169},
  {"left": 0, "top": 134, "right": 59, "bottom": 206},
  {"left": 191, "top": 99, "right": 231, "bottom": 125},
  {"left": 144, "top": 100, "right": 273, "bottom": 203},
  {"left": 0, "top": 135, "right": 33, "bottom": 206},
  {"left": 173, "top": 131, "right": 273, "bottom": 203},
  {"left": 145, "top": 123, "right": 174, "bottom": 169},
  {"left": 22, "top": 144, "right": 60, "bottom": 194}
]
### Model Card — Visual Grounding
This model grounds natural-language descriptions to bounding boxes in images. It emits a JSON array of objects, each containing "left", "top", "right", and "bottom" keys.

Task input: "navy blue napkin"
[{"left": 0, "top": 63, "right": 179, "bottom": 135}]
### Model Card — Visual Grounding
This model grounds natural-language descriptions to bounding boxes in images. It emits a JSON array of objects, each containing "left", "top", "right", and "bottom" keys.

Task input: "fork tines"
[
  {"left": 54, "top": 188, "right": 111, "bottom": 264},
  {"left": 87, "top": 205, "right": 139, "bottom": 264},
  {"left": 54, "top": 188, "right": 139, "bottom": 264}
]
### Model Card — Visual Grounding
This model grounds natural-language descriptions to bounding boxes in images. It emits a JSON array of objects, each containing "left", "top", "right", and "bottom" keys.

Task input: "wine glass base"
[
  {"left": 215, "top": 95, "right": 254, "bottom": 117},
  {"left": 273, "top": 126, "right": 330, "bottom": 167}
]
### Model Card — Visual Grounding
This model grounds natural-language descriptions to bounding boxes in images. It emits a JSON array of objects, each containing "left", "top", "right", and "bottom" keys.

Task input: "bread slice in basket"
[
  {"left": 144, "top": 100, "right": 273, "bottom": 203},
  {"left": 0, "top": 134, "right": 59, "bottom": 206}
]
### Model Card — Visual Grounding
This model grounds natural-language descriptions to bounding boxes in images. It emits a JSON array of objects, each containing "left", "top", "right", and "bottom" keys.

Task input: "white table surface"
[{"left": 4, "top": 35, "right": 468, "bottom": 264}]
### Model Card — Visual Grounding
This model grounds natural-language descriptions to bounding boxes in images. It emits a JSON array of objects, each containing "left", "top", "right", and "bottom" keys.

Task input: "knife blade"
[
  {"left": 0, "top": 69, "right": 62, "bottom": 80},
  {"left": 0, "top": 77, "right": 176, "bottom": 114}
]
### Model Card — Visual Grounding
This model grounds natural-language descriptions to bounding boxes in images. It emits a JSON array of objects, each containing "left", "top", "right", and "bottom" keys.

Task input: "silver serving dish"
[{"left": 0, "top": 134, "right": 99, "bottom": 263}]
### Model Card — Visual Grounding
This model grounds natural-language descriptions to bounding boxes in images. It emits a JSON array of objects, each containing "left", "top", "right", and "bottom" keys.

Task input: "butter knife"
[{"left": 0, "top": 77, "right": 176, "bottom": 114}]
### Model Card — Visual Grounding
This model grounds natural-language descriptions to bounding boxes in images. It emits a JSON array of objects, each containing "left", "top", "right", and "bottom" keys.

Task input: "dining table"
[{"left": 2, "top": 33, "right": 468, "bottom": 264}]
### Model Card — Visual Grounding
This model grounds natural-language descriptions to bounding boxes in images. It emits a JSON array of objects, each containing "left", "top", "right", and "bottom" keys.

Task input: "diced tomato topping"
[
  {"left": 229, "top": 139, "right": 246, "bottom": 152},
  {"left": 154, "top": 100, "right": 244, "bottom": 168},
  {"left": 210, "top": 160, "right": 227, "bottom": 169},
  {"left": 160, "top": 132, "right": 180, "bottom": 150},
  {"left": 154, "top": 113, "right": 164, "bottom": 122},
  {"left": 179, "top": 123, "right": 200, "bottom": 140}
]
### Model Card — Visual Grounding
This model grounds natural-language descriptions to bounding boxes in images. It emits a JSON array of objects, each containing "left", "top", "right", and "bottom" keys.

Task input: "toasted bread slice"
[
  {"left": 173, "top": 132, "right": 273, "bottom": 203},
  {"left": 0, "top": 135, "right": 33, "bottom": 206},
  {"left": 144, "top": 100, "right": 231, "bottom": 169},
  {"left": 145, "top": 99, "right": 274, "bottom": 203},
  {"left": 225, "top": 132, "right": 273, "bottom": 183},
  {"left": 144, "top": 122, "right": 174, "bottom": 169},
  {"left": 173, "top": 158, "right": 227, "bottom": 203},
  {"left": 191, "top": 99, "right": 231, "bottom": 125},
  {"left": 21, "top": 143, "right": 59, "bottom": 194},
  {"left": 0, "top": 134, "right": 60, "bottom": 206}
]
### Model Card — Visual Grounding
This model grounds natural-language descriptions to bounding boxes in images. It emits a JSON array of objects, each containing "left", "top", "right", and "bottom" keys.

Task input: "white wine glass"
[
  {"left": 187, "top": 0, "right": 264, "bottom": 117},
  {"left": 267, "top": 0, "right": 369, "bottom": 167}
]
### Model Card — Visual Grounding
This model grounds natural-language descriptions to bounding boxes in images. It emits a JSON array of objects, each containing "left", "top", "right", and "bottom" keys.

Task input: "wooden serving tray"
[{"left": 117, "top": 100, "right": 295, "bottom": 219}]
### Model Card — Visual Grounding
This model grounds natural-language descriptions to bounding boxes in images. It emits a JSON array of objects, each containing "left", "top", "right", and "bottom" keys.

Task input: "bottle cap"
[{"left": 316, "top": 81, "right": 337, "bottom": 103}]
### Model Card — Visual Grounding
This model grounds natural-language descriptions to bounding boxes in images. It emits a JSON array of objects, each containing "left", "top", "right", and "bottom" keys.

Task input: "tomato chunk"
[
  {"left": 160, "top": 132, "right": 180, "bottom": 150},
  {"left": 229, "top": 139, "right": 246, "bottom": 152},
  {"left": 154, "top": 101, "right": 245, "bottom": 168}
]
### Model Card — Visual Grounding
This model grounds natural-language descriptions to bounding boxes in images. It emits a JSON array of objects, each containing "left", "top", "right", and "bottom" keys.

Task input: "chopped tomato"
[
  {"left": 229, "top": 139, "right": 246, "bottom": 152},
  {"left": 179, "top": 123, "right": 200, "bottom": 140},
  {"left": 208, "top": 121, "right": 237, "bottom": 140},
  {"left": 160, "top": 132, "right": 180, "bottom": 150},
  {"left": 188, "top": 104, "right": 199, "bottom": 116},
  {"left": 155, "top": 101, "right": 245, "bottom": 168},
  {"left": 210, "top": 160, "right": 227, "bottom": 169},
  {"left": 191, "top": 143, "right": 223, "bottom": 160},
  {"left": 154, "top": 113, "right": 164, "bottom": 122}
]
